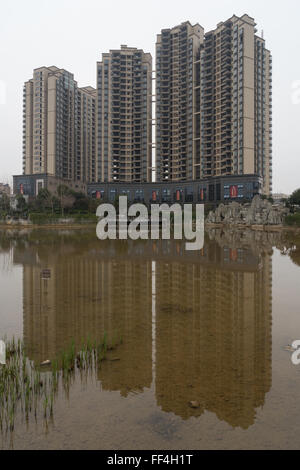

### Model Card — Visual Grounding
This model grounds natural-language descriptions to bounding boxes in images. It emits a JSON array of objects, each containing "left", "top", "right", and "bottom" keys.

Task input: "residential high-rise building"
[
  {"left": 23, "top": 66, "right": 96, "bottom": 183},
  {"left": 97, "top": 45, "right": 152, "bottom": 183},
  {"left": 19, "top": 14, "right": 272, "bottom": 197},
  {"left": 76, "top": 86, "right": 97, "bottom": 183},
  {"left": 156, "top": 22, "right": 204, "bottom": 182},
  {"left": 198, "top": 14, "right": 272, "bottom": 195},
  {"left": 156, "top": 15, "right": 272, "bottom": 195},
  {"left": 254, "top": 33, "right": 272, "bottom": 195}
]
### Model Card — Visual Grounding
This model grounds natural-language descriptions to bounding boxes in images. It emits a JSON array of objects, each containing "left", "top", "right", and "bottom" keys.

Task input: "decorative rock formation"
[
  {"left": 2, "top": 216, "right": 32, "bottom": 226},
  {"left": 207, "top": 196, "right": 289, "bottom": 226}
]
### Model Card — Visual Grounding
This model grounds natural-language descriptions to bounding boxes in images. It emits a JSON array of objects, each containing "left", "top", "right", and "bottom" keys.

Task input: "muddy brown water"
[{"left": 0, "top": 228, "right": 300, "bottom": 450}]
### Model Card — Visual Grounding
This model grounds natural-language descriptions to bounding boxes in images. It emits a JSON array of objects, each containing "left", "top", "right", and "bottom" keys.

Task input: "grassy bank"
[{"left": 28, "top": 212, "right": 97, "bottom": 225}]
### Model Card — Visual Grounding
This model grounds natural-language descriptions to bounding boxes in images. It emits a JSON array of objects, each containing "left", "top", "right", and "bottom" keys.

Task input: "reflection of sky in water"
[{"left": 0, "top": 250, "right": 23, "bottom": 338}]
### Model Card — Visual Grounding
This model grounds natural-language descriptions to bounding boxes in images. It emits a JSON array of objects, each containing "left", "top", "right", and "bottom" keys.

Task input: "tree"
[
  {"left": 56, "top": 185, "right": 75, "bottom": 216},
  {"left": 36, "top": 188, "right": 56, "bottom": 213},
  {"left": 16, "top": 195, "right": 27, "bottom": 213},
  {"left": 289, "top": 188, "right": 300, "bottom": 206},
  {"left": 72, "top": 192, "right": 90, "bottom": 212},
  {"left": 0, "top": 193, "right": 10, "bottom": 215}
]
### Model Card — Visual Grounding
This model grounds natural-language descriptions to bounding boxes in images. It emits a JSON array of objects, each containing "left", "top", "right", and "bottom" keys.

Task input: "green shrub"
[
  {"left": 70, "top": 213, "right": 97, "bottom": 223},
  {"left": 29, "top": 213, "right": 59, "bottom": 225},
  {"left": 289, "top": 189, "right": 300, "bottom": 206},
  {"left": 285, "top": 213, "right": 300, "bottom": 227}
]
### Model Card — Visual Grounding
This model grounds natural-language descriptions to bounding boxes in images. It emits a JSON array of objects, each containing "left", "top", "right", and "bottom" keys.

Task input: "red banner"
[{"left": 230, "top": 185, "right": 238, "bottom": 198}]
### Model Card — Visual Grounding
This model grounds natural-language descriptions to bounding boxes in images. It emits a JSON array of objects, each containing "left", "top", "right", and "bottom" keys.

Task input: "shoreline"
[
  {"left": 205, "top": 223, "right": 300, "bottom": 233},
  {"left": 0, "top": 223, "right": 96, "bottom": 230},
  {"left": 0, "top": 222, "right": 300, "bottom": 233}
]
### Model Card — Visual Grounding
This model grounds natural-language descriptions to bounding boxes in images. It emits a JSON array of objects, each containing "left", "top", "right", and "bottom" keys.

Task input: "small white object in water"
[
  {"left": 189, "top": 401, "right": 200, "bottom": 409},
  {"left": 0, "top": 340, "right": 5, "bottom": 365},
  {"left": 40, "top": 360, "right": 51, "bottom": 366},
  {"left": 284, "top": 346, "right": 296, "bottom": 352}
]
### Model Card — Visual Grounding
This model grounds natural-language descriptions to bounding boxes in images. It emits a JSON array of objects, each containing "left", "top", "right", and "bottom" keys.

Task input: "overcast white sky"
[{"left": 0, "top": 0, "right": 299, "bottom": 194}]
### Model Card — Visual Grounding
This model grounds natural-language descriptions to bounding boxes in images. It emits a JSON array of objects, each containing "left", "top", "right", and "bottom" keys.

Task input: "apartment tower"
[
  {"left": 21, "top": 15, "right": 271, "bottom": 195},
  {"left": 23, "top": 66, "right": 96, "bottom": 183},
  {"left": 156, "top": 22, "right": 204, "bottom": 182},
  {"left": 76, "top": 86, "right": 97, "bottom": 183},
  {"left": 198, "top": 14, "right": 272, "bottom": 194},
  {"left": 156, "top": 15, "right": 272, "bottom": 195},
  {"left": 97, "top": 45, "right": 152, "bottom": 183}
]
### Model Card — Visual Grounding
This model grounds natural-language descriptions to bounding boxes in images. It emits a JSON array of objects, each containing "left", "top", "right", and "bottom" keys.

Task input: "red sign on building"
[
  {"left": 230, "top": 185, "right": 238, "bottom": 198},
  {"left": 229, "top": 249, "right": 238, "bottom": 262}
]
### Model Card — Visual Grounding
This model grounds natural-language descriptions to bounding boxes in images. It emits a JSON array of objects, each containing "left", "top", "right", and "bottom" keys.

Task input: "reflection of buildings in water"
[
  {"left": 19, "top": 245, "right": 152, "bottom": 395},
  {"left": 97, "top": 260, "right": 152, "bottom": 396},
  {"left": 16, "top": 234, "right": 272, "bottom": 428},
  {"left": 155, "top": 242, "right": 272, "bottom": 429}
]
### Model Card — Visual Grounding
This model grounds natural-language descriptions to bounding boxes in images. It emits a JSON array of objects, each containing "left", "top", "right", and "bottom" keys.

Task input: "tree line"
[{"left": 0, "top": 185, "right": 99, "bottom": 219}]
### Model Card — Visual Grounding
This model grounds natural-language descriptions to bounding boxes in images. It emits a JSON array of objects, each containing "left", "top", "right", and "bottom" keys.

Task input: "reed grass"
[{"left": 0, "top": 334, "right": 121, "bottom": 434}]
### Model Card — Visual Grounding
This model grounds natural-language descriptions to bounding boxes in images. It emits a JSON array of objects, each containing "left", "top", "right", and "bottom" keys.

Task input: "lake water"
[{"left": 0, "top": 227, "right": 300, "bottom": 450}]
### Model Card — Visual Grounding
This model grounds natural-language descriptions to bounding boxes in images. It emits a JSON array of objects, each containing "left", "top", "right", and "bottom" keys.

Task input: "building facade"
[
  {"left": 86, "top": 173, "right": 261, "bottom": 205},
  {"left": 76, "top": 86, "right": 97, "bottom": 183},
  {"left": 198, "top": 14, "right": 272, "bottom": 195},
  {"left": 97, "top": 45, "right": 152, "bottom": 183},
  {"left": 156, "top": 15, "right": 272, "bottom": 195},
  {"left": 13, "top": 172, "right": 262, "bottom": 204},
  {"left": 23, "top": 66, "right": 96, "bottom": 184},
  {"left": 0, "top": 183, "right": 10, "bottom": 196},
  {"left": 156, "top": 22, "right": 204, "bottom": 182}
]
